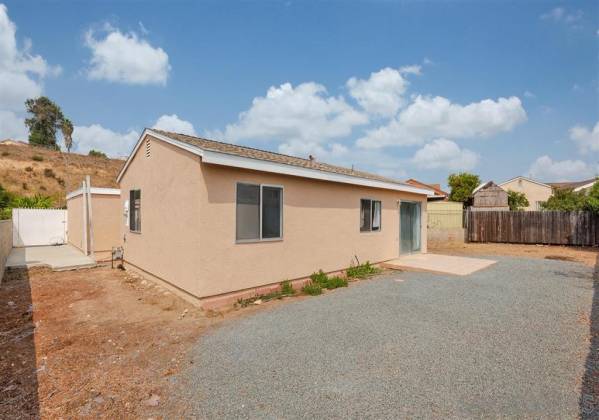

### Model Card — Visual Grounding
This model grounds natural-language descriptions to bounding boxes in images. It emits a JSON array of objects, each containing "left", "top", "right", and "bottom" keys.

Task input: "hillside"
[{"left": 0, "top": 140, "right": 124, "bottom": 207}]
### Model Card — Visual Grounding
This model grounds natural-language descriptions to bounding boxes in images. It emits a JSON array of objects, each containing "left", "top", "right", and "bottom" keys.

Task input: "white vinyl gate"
[{"left": 12, "top": 208, "right": 67, "bottom": 247}]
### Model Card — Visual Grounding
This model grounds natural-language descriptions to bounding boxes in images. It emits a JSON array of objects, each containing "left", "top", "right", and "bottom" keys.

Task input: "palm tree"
[{"left": 61, "top": 118, "right": 74, "bottom": 153}]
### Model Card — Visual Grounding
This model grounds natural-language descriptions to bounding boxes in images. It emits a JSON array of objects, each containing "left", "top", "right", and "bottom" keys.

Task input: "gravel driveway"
[{"left": 175, "top": 256, "right": 595, "bottom": 418}]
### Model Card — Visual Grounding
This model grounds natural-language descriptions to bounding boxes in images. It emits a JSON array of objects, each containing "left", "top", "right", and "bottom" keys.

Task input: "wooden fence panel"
[{"left": 466, "top": 210, "right": 599, "bottom": 246}]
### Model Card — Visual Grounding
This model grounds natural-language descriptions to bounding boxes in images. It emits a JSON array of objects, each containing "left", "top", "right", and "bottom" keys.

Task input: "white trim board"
[
  {"left": 117, "top": 129, "right": 433, "bottom": 196},
  {"left": 67, "top": 187, "right": 121, "bottom": 200}
]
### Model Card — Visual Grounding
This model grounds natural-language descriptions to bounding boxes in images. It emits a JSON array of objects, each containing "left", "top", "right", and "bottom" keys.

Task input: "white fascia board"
[
  {"left": 574, "top": 181, "right": 596, "bottom": 192},
  {"left": 116, "top": 129, "right": 204, "bottom": 183},
  {"left": 119, "top": 129, "right": 431, "bottom": 196},
  {"left": 67, "top": 187, "right": 121, "bottom": 200},
  {"left": 201, "top": 149, "right": 432, "bottom": 196}
]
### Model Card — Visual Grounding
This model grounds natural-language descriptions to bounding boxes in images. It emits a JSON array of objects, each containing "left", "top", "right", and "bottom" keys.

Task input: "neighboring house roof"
[
  {"left": 548, "top": 178, "right": 597, "bottom": 192},
  {"left": 66, "top": 187, "right": 120, "bottom": 200},
  {"left": 404, "top": 179, "right": 448, "bottom": 197},
  {"left": 498, "top": 176, "right": 552, "bottom": 189},
  {"left": 472, "top": 181, "right": 495, "bottom": 195},
  {"left": 117, "top": 129, "right": 432, "bottom": 196}
]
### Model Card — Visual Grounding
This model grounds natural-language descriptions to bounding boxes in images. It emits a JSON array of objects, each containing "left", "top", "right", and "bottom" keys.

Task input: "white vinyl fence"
[{"left": 12, "top": 208, "right": 67, "bottom": 247}]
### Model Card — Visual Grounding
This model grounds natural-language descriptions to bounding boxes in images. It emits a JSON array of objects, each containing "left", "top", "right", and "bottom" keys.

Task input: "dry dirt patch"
[
  {"left": 0, "top": 265, "right": 218, "bottom": 418},
  {"left": 430, "top": 242, "right": 598, "bottom": 268}
]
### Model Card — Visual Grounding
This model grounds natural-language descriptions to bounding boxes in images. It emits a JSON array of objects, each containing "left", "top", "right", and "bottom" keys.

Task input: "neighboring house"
[
  {"left": 548, "top": 178, "right": 598, "bottom": 194},
  {"left": 116, "top": 129, "right": 432, "bottom": 308},
  {"left": 498, "top": 176, "right": 552, "bottom": 210},
  {"left": 471, "top": 181, "right": 509, "bottom": 211},
  {"left": 405, "top": 179, "right": 448, "bottom": 201},
  {"left": 66, "top": 187, "right": 121, "bottom": 261}
]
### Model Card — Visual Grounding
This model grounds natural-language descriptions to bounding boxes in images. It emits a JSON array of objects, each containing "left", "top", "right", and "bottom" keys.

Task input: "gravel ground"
[{"left": 175, "top": 256, "right": 595, "bottom": 418}]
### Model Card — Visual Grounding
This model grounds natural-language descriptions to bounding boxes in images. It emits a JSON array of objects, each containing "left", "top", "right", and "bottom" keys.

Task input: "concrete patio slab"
[
  {"left": 6, "top": 245, "right": 96, "bottom": 271},
  {"left": 382, "top": 253, "right": 496, "bottom": 275}
]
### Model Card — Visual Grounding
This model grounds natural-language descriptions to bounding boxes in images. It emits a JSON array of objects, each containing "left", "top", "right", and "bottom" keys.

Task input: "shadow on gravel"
[
  {"left": 0, "top": 268, "right": 40, "bottom": 419},
  {"left": 581, "top": 254, "right": 599, "bottom": 418}
]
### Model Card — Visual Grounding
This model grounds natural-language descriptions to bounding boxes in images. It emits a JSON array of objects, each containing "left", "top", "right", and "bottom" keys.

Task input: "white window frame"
[
  {"left": 360, "top": 198, "right": 382, "bottom": 233},
  {"left": 235, "top": 182, "right": 284, "bottom": 243}
]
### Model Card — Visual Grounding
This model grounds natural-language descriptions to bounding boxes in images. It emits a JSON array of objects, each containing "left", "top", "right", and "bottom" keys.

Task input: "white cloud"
[
  {"left": 357, "top": 95, "right": 527, "bottom": 148},
  {"left": 570, "top": 121, "right": 599, "bottom": 153},
  {"left": 527, "top": 155, "right": 597, "bottom": 181},
  {"left": 523, "top": 90, "right": 535, "bottom": 98},
  {"left": 347, "top": 66, "right": 419, "bottom": 117},
  {"left": 412, "top": 138, "right": 479, "bottom": 170},
  {"left": 218, "top": 82, "right": 367, "bottom": 148},
  {"left": 72, "top": 124, "right": 139, "bottom": 157},
  {"left": 0, "top": 110, "right": 26, "bottom": 139},
  {"left": 0, "top": 4, "right": 60, "bottom": 112},
  {"left": 152, "top": 114, "right": 196, "bottom": 136},
  {"left": 84, "top": 24, "right": 170, "bottom": 85},
  {"left": 540, "top": 7, "right": 583, "bottom": 26}
]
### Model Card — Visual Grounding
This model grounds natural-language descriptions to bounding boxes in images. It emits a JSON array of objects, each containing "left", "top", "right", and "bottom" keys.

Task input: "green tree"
[
  {"left": 448, "top": 172, "right": 481, "bottom": 203},
  {"left": 584, "top": 181, "right": 599, "bottom": 214},
  {"left": 507, "top": 190, "right": 529, "bottom": 211},
  {"left": 61, "top": 118, "right": 74, "bottom": 153},
  {"left": 540, "top": 188, "right": 586, "bottom": 211},
  {"left": 88, "top": 149, "right": 107, "bottom": 158},
  {"left": 25, "top": 97, "right": 65, "bottom": 150}
]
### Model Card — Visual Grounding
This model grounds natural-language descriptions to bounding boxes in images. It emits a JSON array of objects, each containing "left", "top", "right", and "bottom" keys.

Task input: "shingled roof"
[{"left": 151, "top": 129, "right": 414, "bottom": 188}]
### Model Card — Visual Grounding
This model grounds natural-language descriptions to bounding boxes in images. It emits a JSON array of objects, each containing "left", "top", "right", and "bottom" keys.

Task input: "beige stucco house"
[
  {"left": 66, "top": 187, "right": 121, "bottom": 261},
  {"left": 116, "top": 129, "right": 431, "bottom": 308},
  {"left": 499, "top": 176, "right": 552, "bottom": 210}
]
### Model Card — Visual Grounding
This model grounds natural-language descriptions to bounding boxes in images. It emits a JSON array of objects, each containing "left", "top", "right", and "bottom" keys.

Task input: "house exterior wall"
[
  {"left": 67, "top": 193, "right": 122, "bottom": 260},
  {"left": 119, "top": 135, "right": 428, "bottom": 302},
  {"left": 0, "top": 220, "right": 12, "bottom": 284},
  {"left": 500, "top": 178, "right": 552, "bottom": 210}
]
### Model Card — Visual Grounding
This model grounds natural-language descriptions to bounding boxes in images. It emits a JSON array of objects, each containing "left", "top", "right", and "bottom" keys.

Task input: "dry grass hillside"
[{"left": 0, "top": 140, "right": 124, "bottom": 207}]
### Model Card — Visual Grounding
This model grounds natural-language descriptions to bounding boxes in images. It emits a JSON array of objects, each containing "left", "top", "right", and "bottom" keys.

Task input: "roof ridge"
[{"left": 150, "top": 129, "right": 409, "bottom": 186}]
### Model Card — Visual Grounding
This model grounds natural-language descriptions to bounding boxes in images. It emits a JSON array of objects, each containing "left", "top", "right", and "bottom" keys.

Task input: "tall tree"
[
  {"left": 507, "top": 190, "right": 529, "bottom": 211},
  {"left": 61, "top": 118, "right": 74, "bottom": 153},
  {"left": 448, "top": 172, "right": 481, "bottom": 203},
  {"left": 24, "top": 96, "right": 65, "bottom": 150}
]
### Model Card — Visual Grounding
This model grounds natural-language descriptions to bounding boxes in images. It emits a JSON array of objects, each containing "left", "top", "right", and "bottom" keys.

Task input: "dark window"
[
  {"left": 360, "top": 199, "right": 381, "bottom": 232},
  {"left": 262, "top": 186, "right": 282, "bottom": 238},
  {"left": 236, "top": 183, "right": 283, "bottom": 241},
  {"left": 129, "top": 189, "right": 141, "bottom": 232}
]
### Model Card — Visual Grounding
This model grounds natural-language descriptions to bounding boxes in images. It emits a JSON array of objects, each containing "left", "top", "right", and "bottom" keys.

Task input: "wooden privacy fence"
[{"left": 466, "top": 210, "right": 599, "bottom": 246}]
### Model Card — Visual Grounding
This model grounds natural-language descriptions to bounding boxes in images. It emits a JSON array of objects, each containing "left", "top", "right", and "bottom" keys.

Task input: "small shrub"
[
  {"left": 302, "top": 282, "right": 322, "bottom": 296},
  {"left": 0, "top": 208, "right": 11, "bottom": 220},
  {"left": 310, "top": 270, "right": 329, "bottom": 287},
  {"left": 25, "top": 166, "right": 33, "bottom": 172},
  {"left": 56, "top": 177, "right": 65, "bottom": 187},
  {"left": 22, "top": 182, "right": 28, "bottom": 190},
  {"left": 2, "top": 151, "right": 9, "bottom": 156},
  {"left": 346, "top": 261, "right": 380, "bottom": 279},
  {"left": 280, "top": 280, "right": 294, "bottom": 295},
  {"left": 39, "top": 186, "right": 46, "bottom": 191},
  {"left": 326, "top": 276, "right": 348, "bottom": 289},
  {"left": 89, "top": 149, "right": 108, "bottom": 158},
  {"left": 32, "top": 155, "right": 43, "bottom": 162},
  {"left": 43, "top": 168, "right": 55, "bottom": 178}
]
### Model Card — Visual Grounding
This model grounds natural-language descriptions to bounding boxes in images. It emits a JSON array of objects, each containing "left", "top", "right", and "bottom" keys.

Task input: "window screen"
[
  {"left": 129, "top": 189, "right": 141, "bottom": 232},
  {"left": 360, "top": 199, "right": 371, "bottom": 232},
  {"left": 236, "top": 183, "right": 261, "bottom": 241},
  {"left": 360, "top": 199, "right": 381, "bottom": 232},
  {"left": 262, "top": 186, "right": 282, "bottom": 239}
]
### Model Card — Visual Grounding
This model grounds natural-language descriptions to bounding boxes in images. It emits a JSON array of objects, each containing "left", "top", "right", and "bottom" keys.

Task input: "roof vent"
[{"left": 145, "top": 137, "right": 151, "bottom": 158}]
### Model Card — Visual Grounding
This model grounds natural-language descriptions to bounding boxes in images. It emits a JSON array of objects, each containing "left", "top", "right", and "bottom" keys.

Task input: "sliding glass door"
[{"left": 400, "top": 201, "right": 421, "bottom": 254}]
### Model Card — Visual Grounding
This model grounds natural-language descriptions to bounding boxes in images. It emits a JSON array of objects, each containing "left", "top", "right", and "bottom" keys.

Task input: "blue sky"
[{"left": 0, "top": 1, "right": 597, "bottom": 186}]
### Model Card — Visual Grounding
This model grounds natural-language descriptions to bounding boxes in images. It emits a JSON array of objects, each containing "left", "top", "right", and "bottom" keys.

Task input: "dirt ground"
[
  {"left": 0, "top": 265, "right": 217, "bottom": 419},
  {"left": 430, "top": 242, "right": 599, "bottom": 267}
]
